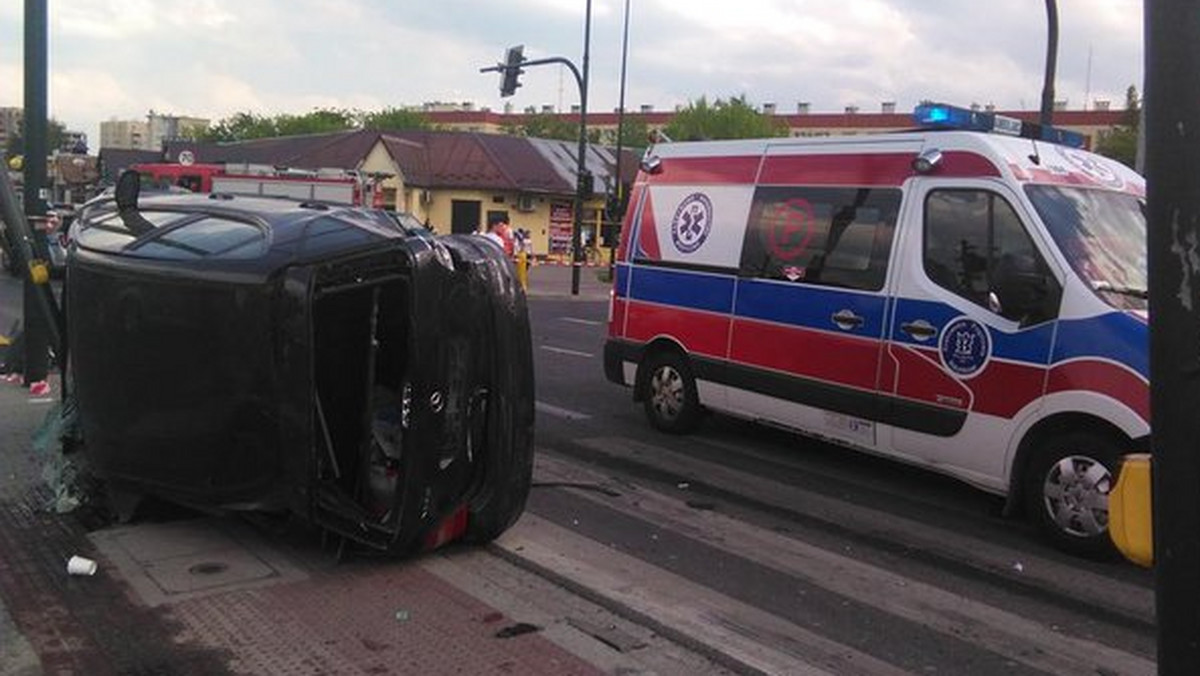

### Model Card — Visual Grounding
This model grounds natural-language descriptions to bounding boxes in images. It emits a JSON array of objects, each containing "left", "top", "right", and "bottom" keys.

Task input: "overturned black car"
[{"left": 64, "top": 177, "right": 534, "bottom": 555}]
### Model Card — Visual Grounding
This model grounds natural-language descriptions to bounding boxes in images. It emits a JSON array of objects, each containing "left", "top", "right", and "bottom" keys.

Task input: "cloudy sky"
[{"left": 0, "top": 0, "right": 1142, "bottom": 149}]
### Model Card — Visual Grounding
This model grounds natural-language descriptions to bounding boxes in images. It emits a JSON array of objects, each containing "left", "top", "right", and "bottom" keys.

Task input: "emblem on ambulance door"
[
  {"left": 670, "top": 193, "right": 713, "bottom": 254},
  {"left": 938, "top": 317, "right": 991, "bottom": 378}
]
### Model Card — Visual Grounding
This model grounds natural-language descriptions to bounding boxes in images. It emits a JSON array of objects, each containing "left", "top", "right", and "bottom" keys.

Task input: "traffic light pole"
[{"left": 482, "top": 0, "right": 592, "bottom": 295}]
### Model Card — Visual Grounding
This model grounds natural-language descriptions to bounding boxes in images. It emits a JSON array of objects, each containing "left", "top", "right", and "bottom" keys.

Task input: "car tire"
[
  {"left": 1023, "top": 430, "right": 1121, "bottom": 559},
  {"left": 642, "top": 350, "right": 702, "bottom": 434}
]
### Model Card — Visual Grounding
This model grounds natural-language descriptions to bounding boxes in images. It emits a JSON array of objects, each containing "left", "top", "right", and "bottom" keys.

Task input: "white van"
[{"left": 604, "top": 104, "right": 1147, "bottom": 557}]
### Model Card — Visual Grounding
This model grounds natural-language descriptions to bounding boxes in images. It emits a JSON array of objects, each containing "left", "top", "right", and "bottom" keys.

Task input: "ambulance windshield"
[{"left": 1025, "top": 185, "right": 1147, "bottom": 311}]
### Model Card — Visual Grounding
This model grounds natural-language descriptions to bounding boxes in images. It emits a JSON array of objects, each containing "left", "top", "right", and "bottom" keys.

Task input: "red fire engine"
[{"left": 130, "top": 161, "right": 386, "bottom": 207}]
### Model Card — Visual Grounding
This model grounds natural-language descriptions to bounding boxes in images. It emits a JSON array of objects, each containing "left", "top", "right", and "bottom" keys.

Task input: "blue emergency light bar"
[{"left": 913, "top": 103, "right": 1086, "bottom": 148}]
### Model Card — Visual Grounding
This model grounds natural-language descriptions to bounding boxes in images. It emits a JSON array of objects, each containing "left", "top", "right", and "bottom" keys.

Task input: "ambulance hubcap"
[
  {"left": 1042, "top": 455, "right": 1111, "bottom": 538},
  {"left": 649, "top": 366, "right": 685, "bottom": 421}
]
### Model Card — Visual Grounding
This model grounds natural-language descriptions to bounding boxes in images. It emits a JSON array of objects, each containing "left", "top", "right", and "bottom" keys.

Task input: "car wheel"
[
  {"left": 642, "top": 351, "right": 701, "bottom": 434},
  {"left": 1023, "top": 430, "right": 1120, "bottom": 558}
]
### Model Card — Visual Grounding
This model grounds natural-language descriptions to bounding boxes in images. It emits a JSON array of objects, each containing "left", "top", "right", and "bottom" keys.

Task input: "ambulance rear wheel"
[
  {"left": 642, "top": 351, "right": 701, "bottom": 434},
  {"left": 1023, "top": 430, "right": 1120, "bottom": 559}
]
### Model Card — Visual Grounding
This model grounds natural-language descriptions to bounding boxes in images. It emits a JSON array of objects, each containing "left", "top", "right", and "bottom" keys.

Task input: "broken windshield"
[{"left": 1025, "top": 184, "right": 1147, "bottom": 311}]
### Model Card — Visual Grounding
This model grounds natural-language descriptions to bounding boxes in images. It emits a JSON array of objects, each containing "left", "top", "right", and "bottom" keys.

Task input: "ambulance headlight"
[{"left": 912, "top": 148, "right": 943, "bottom": 174}]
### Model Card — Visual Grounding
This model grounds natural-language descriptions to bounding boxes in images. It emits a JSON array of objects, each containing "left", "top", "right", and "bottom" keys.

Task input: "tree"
[
  {"left": 273, "top": 108, "right": 356, "bottom": 136},
  {"left": 4, "top": 117, "right": 68, "bottom": 157},
  {"left": 201, "top": 108, "right": 355, "bottom": 142},
  {"left": 663, "top": 95, "right": 789, "bottom": 141},
  {"left": 511, "top": 112, "right": 579, "bottom": 141},
  {"left": 1094, "top": 84, "right": 1140, "bottom": 169},
  {"left": 200, "top": 112, "right": 278, "bottom": 142},
  {"left": 362, "top": 107, "right": 431, "bottom": 131}
]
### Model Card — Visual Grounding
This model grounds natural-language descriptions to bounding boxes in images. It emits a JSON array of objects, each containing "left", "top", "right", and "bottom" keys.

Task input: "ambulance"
[{"left": 604, "top": 103, "right": 1147, "bottom": 557}]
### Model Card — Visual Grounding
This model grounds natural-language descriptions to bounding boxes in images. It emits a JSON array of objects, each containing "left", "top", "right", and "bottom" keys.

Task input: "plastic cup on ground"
[{"left": 66, "top": 555, "right": 97, "bottom": 576}]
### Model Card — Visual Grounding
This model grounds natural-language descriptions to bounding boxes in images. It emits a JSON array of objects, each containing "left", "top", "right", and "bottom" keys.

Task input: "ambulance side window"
[
  {"left": 739, "top": 186, "right": 900, "bottom": 291},
  {"left": 923, "top": 190, "right": 1061, "bottom": 325}
]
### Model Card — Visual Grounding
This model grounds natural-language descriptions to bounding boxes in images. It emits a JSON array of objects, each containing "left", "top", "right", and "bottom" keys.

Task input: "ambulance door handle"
[
  {"left": 900, "top": 319, "right": 937, "bottom": 341},
  {"left": 831, "top": 309, "right": 865, "bottom": 331}
]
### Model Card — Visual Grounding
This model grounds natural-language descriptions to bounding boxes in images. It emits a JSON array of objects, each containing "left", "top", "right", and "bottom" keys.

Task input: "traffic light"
[
  {"left": 499, "top": 45, "right": 525, "bottom": 98},
  {"left": 577, "top": 170, "right": 594, "bottom": 196}
]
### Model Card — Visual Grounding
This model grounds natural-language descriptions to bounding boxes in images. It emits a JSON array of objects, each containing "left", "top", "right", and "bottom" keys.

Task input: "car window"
[
  {"left": 739, "top": 186, "right": 900, "bottom": 291},
  {"left": 129, "top": 217, "right": 267, "bottom": 260},
  {"left": 923, "top": 189, "right": 1061, "bottom": 324},
  {"left": 76, "top": 210, "right": 195, "bottom": 251}
]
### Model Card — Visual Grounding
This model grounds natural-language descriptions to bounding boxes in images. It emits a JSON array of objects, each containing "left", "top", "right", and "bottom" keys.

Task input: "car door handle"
[
  {"left": 900, "top": 319, "right": 937, "bottom": 341},
  {"left": 831, "top": 310, "right": 865, "bottom": 330}
]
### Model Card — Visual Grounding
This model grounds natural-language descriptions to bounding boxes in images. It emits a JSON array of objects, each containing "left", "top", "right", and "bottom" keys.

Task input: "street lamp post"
[
  {"left": 609, "top": 0, "right": 631, "bottom": 272},
  {"left": 570, "top": 0, "right": 593, "bottom": 296},
  {"left": 1039, "top": 0, "right": 1058, "bottom": 126}
]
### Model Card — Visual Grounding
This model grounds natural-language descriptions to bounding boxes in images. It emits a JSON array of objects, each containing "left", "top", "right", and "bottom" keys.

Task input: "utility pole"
[
  {"left": 1040, "top": 0, "right": 1059, "bottom": 126},
  {"left": 1145, "top": 1, "right": 1200, "bottom": 671},
  {"left": 22, "top": 0, "right": 51, "bottom": 389},
  {"left": 608, "top": 0, "right": 631, "bottom": 272}
]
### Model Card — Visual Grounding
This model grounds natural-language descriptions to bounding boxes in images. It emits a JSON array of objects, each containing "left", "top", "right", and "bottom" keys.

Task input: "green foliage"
[
  {"left": 201, "top": 108, "right": 356, "bottom": 142},
  {"left": 515, "top": 113, "right": 579, "bottom": 141},
  {"left": 613, "top": 117, "right": 650, "bottom": 151},
  {"left": 200, "top": 111, "right": 280, "bottom": 142},
  {"left": 663, "top": 95, "right": 788, "bottom": 141},
  {"left": 1094, "top": 84, "right": 1141, "bottom": 170},
  {"left": 4, "top": 117, "right": 68, "bottom": 157},
  {"left": 274, "top": 108, "right": 356, "bottom": 136},
  {"left": 362, "top": 107, "right": 431, "bottom": 131}
]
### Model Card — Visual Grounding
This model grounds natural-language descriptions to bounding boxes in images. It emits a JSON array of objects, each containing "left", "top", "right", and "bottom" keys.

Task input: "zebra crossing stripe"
[{"left": 532, "top": 452, "right": 1156, "bottom": 676}]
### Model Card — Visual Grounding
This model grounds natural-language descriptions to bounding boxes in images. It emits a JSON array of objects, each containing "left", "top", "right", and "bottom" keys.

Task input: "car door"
[{"left": 884, "top": 180, "right": 1063, "bottom": 483}]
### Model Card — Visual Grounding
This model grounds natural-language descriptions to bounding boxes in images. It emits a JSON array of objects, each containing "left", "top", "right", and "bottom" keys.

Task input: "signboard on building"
[{"left": 549, "top": 201, "right": 573, "bottom": 255}]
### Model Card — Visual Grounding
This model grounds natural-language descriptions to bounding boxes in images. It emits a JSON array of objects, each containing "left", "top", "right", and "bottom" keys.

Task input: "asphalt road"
[{"left": 0, "top": 265, "right": 1158, "bottom": 674}]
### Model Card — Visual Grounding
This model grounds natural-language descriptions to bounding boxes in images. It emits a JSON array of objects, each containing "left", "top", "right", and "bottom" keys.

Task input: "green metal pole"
[{"left": 22, "top": 0, "right": 51, "bottom": 386}]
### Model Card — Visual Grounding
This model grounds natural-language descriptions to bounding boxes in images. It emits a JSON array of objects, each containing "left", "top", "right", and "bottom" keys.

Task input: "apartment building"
[{"left": 100, "top": 112, "right": 209, "bottom": 150}]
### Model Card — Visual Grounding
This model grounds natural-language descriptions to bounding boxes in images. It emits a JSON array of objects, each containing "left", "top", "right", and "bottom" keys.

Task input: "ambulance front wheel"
[
  {"left": 1023, "top": 430, "right": 1120, "bottom": 559},
  {"left": 642, "top": 351, "right": 702, "bottom": 434}
]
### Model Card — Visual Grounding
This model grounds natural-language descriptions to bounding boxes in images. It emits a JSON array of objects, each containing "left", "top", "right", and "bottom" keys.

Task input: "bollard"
[
  {"left": 1109, "top": 453, "right": 1153, "bottom": 567},
  {"left": 516, "top": 249, "right": 529, "bottom": 290}
]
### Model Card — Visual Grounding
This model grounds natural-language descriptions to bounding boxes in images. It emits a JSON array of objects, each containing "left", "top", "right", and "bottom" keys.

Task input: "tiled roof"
[{"left": 164, "top": 129, "right": 639, "bottom": 197}]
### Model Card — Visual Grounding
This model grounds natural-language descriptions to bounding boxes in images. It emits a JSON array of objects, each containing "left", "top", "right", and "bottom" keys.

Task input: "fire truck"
[{"left": 129, "top": 161, "right": 386, "bottom": 207}]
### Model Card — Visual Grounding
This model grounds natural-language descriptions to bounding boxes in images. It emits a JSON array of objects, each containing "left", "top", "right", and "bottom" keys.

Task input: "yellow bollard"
[
  {"left": 27, "top": 260, "right": 50, "bottom": 286},
  {"left": 515, "top": 249, "right": 529, "bottom": 290},
  {"left": 1109, "top": 453, "right": 1153, "bottom": 567}
]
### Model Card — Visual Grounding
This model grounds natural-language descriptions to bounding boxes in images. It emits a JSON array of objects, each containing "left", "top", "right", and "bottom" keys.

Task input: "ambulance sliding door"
[{"left": 728, "top": 183, "right": 901, "bottom": 449}]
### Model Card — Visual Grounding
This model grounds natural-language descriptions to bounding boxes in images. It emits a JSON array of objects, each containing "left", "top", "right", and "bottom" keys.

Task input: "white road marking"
[
  {"left": 560, "top": 317, "right": 603, "bottom": 326},
  {"left": 536, "top": 451, "right": 1156, "bottom": 676},
  {"left": 535, "top": 401, "right": 592, "bottom": 421},
  {"left": 500, "top": 513, "right": 860, "bottom": 676},
  {"left": 540, "top": 345, "right": 594, "bottom": 358}
]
